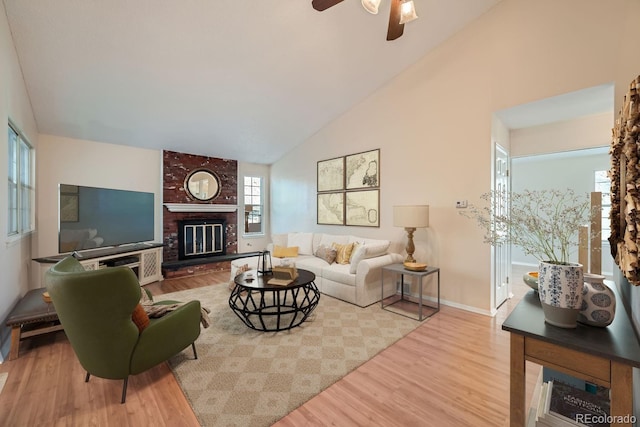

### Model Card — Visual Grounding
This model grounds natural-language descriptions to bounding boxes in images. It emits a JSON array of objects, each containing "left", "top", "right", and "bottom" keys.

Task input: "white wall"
[
  {"left": 0, "top": 3, "right": 39, "bottom": 362},
  {"left": 270, "top": 0, "right": 640, "bottom": 313},
  {"left": 511, "top": 149, "right": 611, "bottom": 267},
  {"left": 510, "top": 112, "right": 614, "bottom": 157},
  {"left": 33, "top": 135, "right": 162, "bottom": 287}
]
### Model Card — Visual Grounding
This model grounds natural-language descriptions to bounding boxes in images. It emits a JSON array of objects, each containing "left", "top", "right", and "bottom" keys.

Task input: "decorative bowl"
[
  {"left": 523, "top": 271, "right": 539, "bottom": 291},
  {"left": 42, "top": 291, "right": 52, "bottom": 303},
  {"left": 404, "top": 262, "right": 427, "bottom": 272}
]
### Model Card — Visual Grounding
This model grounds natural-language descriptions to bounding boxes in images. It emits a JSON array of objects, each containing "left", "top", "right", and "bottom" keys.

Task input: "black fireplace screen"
[{"left": 178, "top": 219, "right": 226, "bottom": 260}]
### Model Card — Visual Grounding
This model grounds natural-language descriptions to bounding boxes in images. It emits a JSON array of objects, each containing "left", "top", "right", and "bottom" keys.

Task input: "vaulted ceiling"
[{"left": 4, "top": 0, "right": 501, "bottom": 164}]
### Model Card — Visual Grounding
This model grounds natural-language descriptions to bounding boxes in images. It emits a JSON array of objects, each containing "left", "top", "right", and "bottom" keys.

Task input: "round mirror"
[{"left": 185, "top": 169, "right": 221, "bottom": 201}]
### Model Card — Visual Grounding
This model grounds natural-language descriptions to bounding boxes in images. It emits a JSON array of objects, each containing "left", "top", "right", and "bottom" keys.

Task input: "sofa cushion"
[
  {"left": 273, "top": 245, "right": 299, "bottom": 258},
  {"left": 288, "top": 232, "right": 314, "bottom": 255},
  {"left": 322, "top": 264, "right": 356, "bottom": 286},
  {"left": 332, "top": 242, "right": 355, "bottom": 264},
  {"left": 294, "top": 256, "right": 330, "bottom": 277},
  {"left": 314, "top": 245, "right": 337, "bottom": 264}
]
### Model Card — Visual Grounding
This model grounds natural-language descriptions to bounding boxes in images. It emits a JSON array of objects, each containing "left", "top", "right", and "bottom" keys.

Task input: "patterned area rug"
[{"left": 160, "top": 283, "right": 422, "bottom": 427}]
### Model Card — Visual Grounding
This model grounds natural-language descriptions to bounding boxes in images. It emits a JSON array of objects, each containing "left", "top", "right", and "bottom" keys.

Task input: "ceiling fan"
[{"left": 311, "top": 0, "right": 418, "bottom": 41}]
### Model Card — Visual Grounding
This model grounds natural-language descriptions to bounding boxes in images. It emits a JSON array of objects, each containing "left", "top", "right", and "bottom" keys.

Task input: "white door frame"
[{"left": 492, "top": 142, "right": 511, "bottom": 311}]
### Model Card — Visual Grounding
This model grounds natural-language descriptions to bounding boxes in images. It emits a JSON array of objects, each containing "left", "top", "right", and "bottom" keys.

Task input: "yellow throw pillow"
[
  {"left": 332, "top": 242, "right": 355, "bottom": 265},
  {"left": 273, "top": 245, "right": 299, "bottom": 258}
]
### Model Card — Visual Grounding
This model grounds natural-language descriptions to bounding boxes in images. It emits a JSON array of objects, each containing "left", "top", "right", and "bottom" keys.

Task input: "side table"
[
  {"left": 381, "top": 263, "right": 440, "bottom": 321},
  {"left": 6, "top": 287, "right": 62, "bottom": 360}
]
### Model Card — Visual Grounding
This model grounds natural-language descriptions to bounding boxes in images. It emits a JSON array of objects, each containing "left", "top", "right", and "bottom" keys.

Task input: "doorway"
[
  {"left": 492, "top": 83, "right": 615, "bottom": 311},
  {"left": 493, "top": 143, "right": 510, "bottom": 309}
]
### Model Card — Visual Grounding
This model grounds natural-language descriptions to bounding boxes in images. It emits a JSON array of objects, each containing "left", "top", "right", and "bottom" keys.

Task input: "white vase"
[
  {"left": 578, "top": 273, "right": 616, "bottom": 327},
  {"left": 538, "top": 261, "right": 584, "bottom": 328}
]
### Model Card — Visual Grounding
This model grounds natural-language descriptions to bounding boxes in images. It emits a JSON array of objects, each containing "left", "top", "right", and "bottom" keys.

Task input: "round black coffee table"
[{"left": 229, "top": 269, "right": 321, "bottom": 331}]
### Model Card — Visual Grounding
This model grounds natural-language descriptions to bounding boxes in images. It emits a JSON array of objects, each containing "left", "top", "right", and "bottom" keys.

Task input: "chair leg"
[
  {"left": 85, "top": 372, "right": 91, "bottom": 382},
  {"left": 121, "top": 377, "right": 128, "bottom": 404},
  {"left": 192, "top": 342, "right": 198, "bottom": 359}
]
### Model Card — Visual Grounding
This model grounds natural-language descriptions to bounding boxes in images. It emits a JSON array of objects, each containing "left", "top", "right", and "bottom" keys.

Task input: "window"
[
  {"left": 595, "top": 170, "right": 611, "bottom": 241},
  {"left": 243, "top": 176, "right": 263, "bottom": 235},
  {"left": 7, "top": 122, "right": 33, "bottom": 237}
]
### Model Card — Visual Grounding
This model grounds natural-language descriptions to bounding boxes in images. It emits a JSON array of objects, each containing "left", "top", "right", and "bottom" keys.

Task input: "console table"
[
  {"left": 34, "top": 243, "right": 163, "bottom": 286},
  {"left": 502, "top": 286, "right": 640, "bottom": 426}
]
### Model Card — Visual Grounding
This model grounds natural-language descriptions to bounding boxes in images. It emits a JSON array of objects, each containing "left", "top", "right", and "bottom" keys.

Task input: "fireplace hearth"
[{"left": 177, "top": 219, "right": 226, "bottom": 261}]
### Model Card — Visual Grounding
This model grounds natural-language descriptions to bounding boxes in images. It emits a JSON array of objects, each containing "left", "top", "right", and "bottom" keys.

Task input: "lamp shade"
[
  {"left": 361, "top": 0, "right": 381, "bottom": 14},
  {"left": 399, "top": 0, "right": 418, "bottom": 24},
  {"left": 393, "top": 205, "right": 429, "bottom": 228}
]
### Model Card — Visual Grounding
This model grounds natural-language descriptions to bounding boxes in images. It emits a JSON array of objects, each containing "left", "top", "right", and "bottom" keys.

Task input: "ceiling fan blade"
[
  {"left": 386, "top": 0, "right": 405, "bottom": 40},
  {"left": 312, "top": 0, "right": 345, "bottom": 11}
]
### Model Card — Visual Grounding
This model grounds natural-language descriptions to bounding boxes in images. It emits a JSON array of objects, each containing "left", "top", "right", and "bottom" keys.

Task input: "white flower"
[{"left": 460, "top": 189, "right": 596, "bottom": 264}]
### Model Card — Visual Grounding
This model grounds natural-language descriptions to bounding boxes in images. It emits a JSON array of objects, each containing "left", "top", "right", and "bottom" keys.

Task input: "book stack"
[
  {"left": 267, "top": 266, "right": 298, "bottom": 286},
  {"left": 533, "top": 380, "right": 610, "bottom": 427}
]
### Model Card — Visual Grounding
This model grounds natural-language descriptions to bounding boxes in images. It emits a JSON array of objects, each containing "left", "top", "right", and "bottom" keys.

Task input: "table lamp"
[{"left": 393, "top": 205, "right": 429, "bottom": 263}]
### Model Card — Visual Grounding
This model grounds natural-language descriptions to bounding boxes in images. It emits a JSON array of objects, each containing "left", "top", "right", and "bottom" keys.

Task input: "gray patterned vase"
[
  {"left": 578, "top": 273, "right": 616, "bottom": 327},
  {"left": 538, "top": 261, "right": 584, "bottom": 328}
]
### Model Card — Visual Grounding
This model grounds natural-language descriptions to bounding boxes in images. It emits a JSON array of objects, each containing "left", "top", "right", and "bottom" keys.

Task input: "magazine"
[{"left": 546, "top": 381, "right": 610, "bottom": 427}]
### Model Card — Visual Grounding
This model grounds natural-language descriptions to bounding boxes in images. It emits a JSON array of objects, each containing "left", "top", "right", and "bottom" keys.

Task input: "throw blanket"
[{"left": 140, "top": 289, "right": 211, "bottom": 328}]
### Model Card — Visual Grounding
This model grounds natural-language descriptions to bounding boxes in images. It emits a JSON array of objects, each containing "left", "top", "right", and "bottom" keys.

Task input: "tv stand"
[{"left": 34, "top": 243, "right": 164, "bottom": 286}]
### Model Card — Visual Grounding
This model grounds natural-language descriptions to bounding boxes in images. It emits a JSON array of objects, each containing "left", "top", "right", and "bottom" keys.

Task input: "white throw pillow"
[
  {"left": 364, "top": 242, "right": 390, "bottom": 258},
  {"left": 271, "top": 234, "right": 288, "bottom": 247},
  {"left": 287, "top": 232, "right": 314, "bottom": 255},
  {"left": 349, "top": 244, "right": 367, "bottom": 274}
]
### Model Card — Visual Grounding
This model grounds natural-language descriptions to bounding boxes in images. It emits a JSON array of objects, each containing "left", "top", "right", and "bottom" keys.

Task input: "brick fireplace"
[{"left": 162, "top": 150, "right": 238, "bottom": 277}]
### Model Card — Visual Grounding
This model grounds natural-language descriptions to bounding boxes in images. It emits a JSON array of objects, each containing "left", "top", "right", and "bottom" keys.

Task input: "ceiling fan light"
[
  {"left": 399, "top": 0, "right": 418, "bottom": 24},
  {"left": 361, "top": 0, "right": 381, "bottom": 14}
]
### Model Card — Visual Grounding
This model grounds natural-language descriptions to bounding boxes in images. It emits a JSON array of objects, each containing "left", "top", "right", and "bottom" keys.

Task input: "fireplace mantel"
[{"left": 163, "top": 203, "right": 238, "bottom": 213}]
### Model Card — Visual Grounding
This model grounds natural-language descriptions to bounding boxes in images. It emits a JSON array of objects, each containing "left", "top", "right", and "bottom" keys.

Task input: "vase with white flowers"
[{"left": 461, "top": 188, "right": 595, "bottom": 328}]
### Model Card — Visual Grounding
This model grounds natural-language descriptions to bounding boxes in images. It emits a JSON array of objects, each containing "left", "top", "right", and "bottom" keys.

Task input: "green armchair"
[{"left": 44, "top": 256, "right": 201, "bottom": 403}]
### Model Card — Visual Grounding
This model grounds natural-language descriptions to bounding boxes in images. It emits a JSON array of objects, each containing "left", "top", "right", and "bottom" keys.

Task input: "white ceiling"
[{"left": 3, "top": 0, "right": 501, "bottom": 164}]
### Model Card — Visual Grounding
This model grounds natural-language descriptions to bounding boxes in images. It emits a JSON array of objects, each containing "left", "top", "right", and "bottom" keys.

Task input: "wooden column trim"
[{"left": 510, "top": 334, "right": 526, "bottom": 426}]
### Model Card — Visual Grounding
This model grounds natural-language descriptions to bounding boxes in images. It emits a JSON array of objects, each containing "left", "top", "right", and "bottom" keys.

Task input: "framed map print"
[
  {"left": 345, "top": 190, "right": 379, "bottom": 227},
  {"left": 346, "top": 149, "right": 379, "bottom": 190},
  {"left": 317, "top": 156, "right": 344, "bottom": 192},
  {"left": 317, "top": 192, "right": 344, "bottom": 225}
]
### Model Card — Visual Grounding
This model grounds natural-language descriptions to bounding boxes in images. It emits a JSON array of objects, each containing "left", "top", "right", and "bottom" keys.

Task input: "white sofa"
[{"left": 230, "top": 232, "right": 403, "bottom": 307}]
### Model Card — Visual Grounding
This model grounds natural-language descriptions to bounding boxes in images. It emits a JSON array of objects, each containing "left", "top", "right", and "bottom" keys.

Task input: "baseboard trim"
[{"left": 392, "top": 291, "right": 494, "bottom": 317}]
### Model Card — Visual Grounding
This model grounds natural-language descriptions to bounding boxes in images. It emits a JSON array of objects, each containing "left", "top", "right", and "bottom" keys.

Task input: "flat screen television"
[{"left": 58, "top": 184, "right": 155, "bottom": 253}]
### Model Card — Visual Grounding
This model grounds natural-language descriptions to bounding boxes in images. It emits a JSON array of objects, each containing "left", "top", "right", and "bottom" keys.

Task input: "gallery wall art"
[{"left": 317, "top": 149, "right": 380, "bottom": 227}]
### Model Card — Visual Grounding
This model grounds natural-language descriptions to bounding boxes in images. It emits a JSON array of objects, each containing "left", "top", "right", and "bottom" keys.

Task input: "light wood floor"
[{"left": 0, "top": 268, "right": 539, "bottom": 426}]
